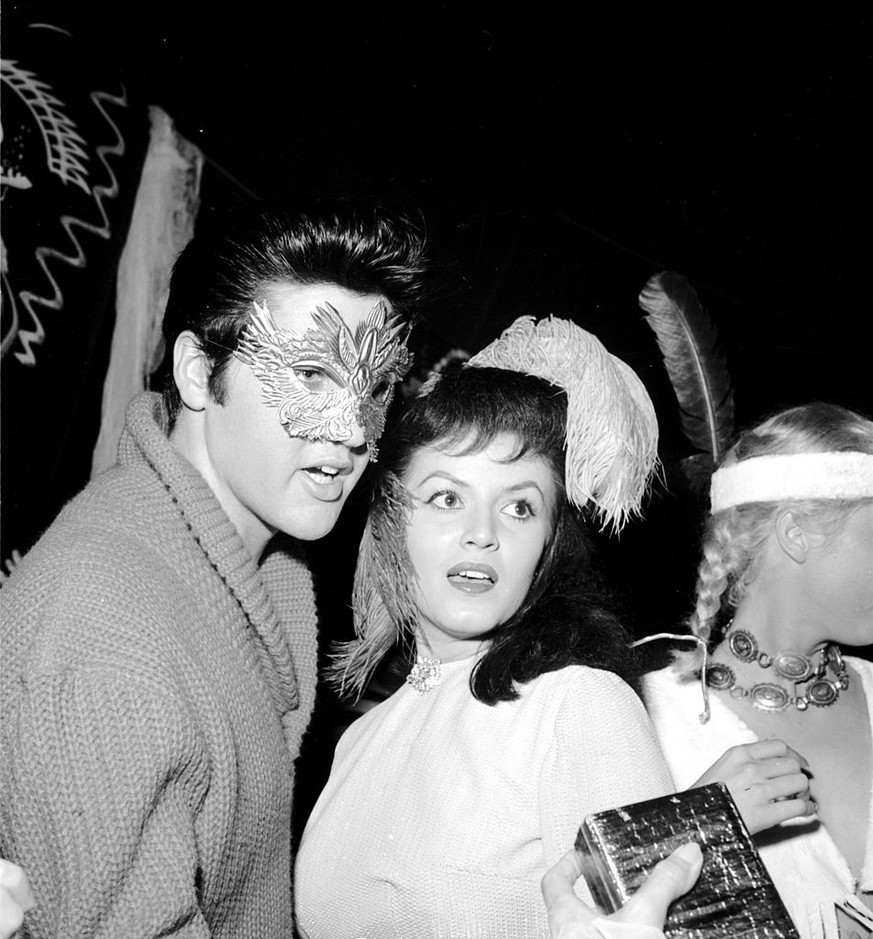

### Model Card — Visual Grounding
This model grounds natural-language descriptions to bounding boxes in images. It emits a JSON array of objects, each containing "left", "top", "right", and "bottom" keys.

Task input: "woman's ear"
[
  {"left": 774, "top": 510, "right": 809, "bottom": 564},
  {"left": 173, "top": 331, "right": 211, "bottom": 412}
]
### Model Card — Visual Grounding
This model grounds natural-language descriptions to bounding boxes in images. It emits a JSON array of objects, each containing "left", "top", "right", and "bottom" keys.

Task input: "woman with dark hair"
[
  {"left": 294, "top": 316, "right": 769, "bottom": 938},
  {"left": 339, "top": 362, "right": 646, "bottom": 706},
  {"left": 644, "top": 402, "right": 873, "bottom": 937}
]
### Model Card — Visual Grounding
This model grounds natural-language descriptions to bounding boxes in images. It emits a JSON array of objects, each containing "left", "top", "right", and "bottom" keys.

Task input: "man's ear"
[
  {"left": 774, "top": 510, "right": 809, "bottom": 564},
  {"left": 173, "top": 331, "right": 211, "bottom": 412}
]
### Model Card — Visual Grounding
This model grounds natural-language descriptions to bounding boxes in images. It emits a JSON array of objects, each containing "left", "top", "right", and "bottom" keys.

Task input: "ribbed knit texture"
[
  {"left": 0, "top": 392, "right": 319, "bottom": 939},
  {"left": 643, "top": 659, "right": 873, "bottom": 939},
  {"left": 295, "top": 657, "right": 673, "bottom": 939}
]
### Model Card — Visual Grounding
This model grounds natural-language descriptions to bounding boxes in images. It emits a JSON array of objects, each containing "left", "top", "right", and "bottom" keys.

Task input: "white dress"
[
  {"left": 643, "top": 656, "right": 873, "bottom": 939},
  {"left": 295, "top": 656, "right": 674, "bottom": 939}
]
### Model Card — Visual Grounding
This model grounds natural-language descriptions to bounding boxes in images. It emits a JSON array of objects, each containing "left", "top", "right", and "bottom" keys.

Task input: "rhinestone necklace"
[
  {"left": 406, "top": 656, "right": 442, "bottom": 695},
  {"left": 705, "top": 625, "right": 849, "bottom": 712}
]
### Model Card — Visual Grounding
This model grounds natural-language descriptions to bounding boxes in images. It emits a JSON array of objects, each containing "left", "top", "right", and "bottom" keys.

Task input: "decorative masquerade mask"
[{"left": 235, "top": 298, "right": 411, "bottom": 460}]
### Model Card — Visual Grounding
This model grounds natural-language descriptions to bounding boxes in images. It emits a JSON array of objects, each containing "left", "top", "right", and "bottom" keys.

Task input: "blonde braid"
[
  {"left": 674, "top": 515, "right": 732, "bottom": 674},
  {"left": 674, "top": 508, "right": 771, "bottom": 676},
  {"left": 690, "top": 519, "right": 733, "bottom": 640}
]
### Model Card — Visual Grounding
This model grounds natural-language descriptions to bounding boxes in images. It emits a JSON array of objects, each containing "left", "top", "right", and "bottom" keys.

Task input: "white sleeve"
[{"left": 538, "top": 668, "right": 674, "bottom": 904}]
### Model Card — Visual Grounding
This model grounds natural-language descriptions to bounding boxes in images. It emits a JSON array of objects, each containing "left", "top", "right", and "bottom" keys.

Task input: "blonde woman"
[{"left": 644, "top": 402, "right": 873, "bottom": 938}]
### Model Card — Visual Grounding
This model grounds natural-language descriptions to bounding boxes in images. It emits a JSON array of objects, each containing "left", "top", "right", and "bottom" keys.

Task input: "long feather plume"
[
  {"left": 469, "top": 316, "right": 659, "bottom": 533},
  {"left": 639, "top": 272, "right": 735, "bottom": 476}
]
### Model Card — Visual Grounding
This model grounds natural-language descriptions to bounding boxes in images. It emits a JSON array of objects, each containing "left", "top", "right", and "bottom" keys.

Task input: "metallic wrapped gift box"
[{"left": 575, "top": 782, "right": 799, "bottom": 938}]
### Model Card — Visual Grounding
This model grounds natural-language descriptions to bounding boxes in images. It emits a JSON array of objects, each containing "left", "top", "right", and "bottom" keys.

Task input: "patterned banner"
[{"left": 1, "top": 17, "right": 148, "bottom": 569}]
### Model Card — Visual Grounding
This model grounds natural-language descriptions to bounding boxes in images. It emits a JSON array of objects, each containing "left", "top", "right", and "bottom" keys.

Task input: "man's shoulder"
[
  {"left": 10, "top": 466, "right": 175, "bottom": 575},
  {"left": 1, "top": 467, "right": 195, "bottom": 643},
  {"left": 1, "top": 505, "right": 205, "bottom": 699}
]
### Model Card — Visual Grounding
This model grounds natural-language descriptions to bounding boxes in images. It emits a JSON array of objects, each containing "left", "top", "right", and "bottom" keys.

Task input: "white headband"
[{"left": 710, "top": 452, "right": 873, "bottom": 512}]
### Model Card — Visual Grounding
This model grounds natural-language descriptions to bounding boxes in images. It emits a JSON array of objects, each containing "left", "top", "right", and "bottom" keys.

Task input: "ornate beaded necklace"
[
  {"left": 406, "top": 656, "right": 442, "bottom": 695},
  {"left": 705, "top": 625, "right": 849, "bottom": 712}
]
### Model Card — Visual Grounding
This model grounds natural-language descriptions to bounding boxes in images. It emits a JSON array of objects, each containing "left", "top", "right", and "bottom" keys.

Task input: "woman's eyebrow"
[
  {"left": 505, "top": 480, "right": 546, "bottom": 497},
  {"left": 412, "top": 471, "right": 469, "bottom": 489},
  {"left": 411, "top": 475, "right": 546, "bottom": 498}
]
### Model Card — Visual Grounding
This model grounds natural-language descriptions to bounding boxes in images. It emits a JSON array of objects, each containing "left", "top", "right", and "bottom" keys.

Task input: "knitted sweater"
[
  {"left": 643, "top": 659, "right": 873, "bottom": 939},
  {"left": 295, "top": 656, "right": 674, "bottom": 939},
  {"left": 0, "top": 392, "right": 319, "bottom": 939}
]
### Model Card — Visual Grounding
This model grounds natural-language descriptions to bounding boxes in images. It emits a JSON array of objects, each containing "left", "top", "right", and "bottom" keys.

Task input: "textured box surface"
[{"left": 576, "top": 782, "right": 799, "bottom": 938}]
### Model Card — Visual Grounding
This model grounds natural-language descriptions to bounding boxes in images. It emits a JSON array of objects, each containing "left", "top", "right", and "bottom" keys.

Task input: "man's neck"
[{"left": 169, "top": 409, "right": 273, "bottom": 561}]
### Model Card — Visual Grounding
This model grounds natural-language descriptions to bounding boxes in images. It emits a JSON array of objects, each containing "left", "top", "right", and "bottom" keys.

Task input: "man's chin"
[{"left": 275, "top": 508, "right": 342, "bottom": 542}]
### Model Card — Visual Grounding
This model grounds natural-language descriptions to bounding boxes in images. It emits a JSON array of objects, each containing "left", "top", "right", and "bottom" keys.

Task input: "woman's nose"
[{"left": 462, "top": 509, "right": 499, "bottom": 550}]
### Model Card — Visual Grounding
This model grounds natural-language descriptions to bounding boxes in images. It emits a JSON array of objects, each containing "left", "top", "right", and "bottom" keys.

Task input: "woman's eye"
[
  {"left": 503, "top": 500, "right": 534, "bottom": 520},
  {"left": 430, "top": 491, "right": 461, "bottom": 510},
  {"left": 293, "top": 368, "right": 334, "bottom": 393}
]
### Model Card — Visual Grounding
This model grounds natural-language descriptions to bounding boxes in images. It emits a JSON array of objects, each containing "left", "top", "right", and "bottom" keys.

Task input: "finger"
[
  {"left": 737, "top": 739, "right": 810, "bottom": 770},
  {"left": 0, "top": 887, "right": 25, "bottom": 939},
  {"left": 615, "top": 843, "right": 703, "bottom": 928},
  {"left": 753, "top": 738, "right": 809, "bottom": 769},
  {"left": 724, "top": 757, "right": 806, "bottom": 793},
  {"left": 0, "top": 860, "right": 33, "bottom": 912},
  {"left": 541, "top": 849, "right": 584, "bottom": 907},
  {"left": 757, "top": 756, "right": 805, "bottom": 779},
  {"left": 737, "top": 738, "right": 791, "bottom": 760},
  {"left": 756, "top": 772, "right": 811, "bottom": 800},
  {"left": 751, "top": 796, "right": 816, "bottom": 828},
  {"left": 542, "top": 850, "right": 597, "bottom": 935},
  {"left": 698, "top": 739, "right": 797, "bottom": 782}
]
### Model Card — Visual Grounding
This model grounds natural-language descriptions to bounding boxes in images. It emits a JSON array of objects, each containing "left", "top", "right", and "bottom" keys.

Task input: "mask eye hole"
[
  {"left": 371, "top": 379, "right": 392, "bottom": 403},
  {"left": 293, "top": 367, "right": 336, "bottom": 394}
]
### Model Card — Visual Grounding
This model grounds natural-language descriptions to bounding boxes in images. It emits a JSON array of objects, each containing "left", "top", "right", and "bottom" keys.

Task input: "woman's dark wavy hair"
[
  {"left": 373, "top": 362, "right": 641, "bottom": 704},
  {"left": 160, "top": 201, "right": 428, "bottom": 423}
]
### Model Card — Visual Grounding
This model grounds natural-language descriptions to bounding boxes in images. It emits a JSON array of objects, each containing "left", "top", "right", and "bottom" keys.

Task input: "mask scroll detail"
[{"left": 235, "top": 299, "right": 412, "bottom": 460}]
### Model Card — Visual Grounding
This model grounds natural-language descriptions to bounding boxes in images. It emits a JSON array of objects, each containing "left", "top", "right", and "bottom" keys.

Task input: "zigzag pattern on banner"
[{"left": 1, "top": 58, "right": 128, "bottom": 365}]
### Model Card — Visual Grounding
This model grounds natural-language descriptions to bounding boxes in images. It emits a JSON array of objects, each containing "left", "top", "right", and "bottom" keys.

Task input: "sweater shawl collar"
[{"left": 117, "top": 392, "right": 301, "bottom": 719}]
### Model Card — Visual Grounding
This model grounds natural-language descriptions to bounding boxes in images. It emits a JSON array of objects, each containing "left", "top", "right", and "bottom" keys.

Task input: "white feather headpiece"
[{"left": 467, "top": 315, "right": 659, "bottom": 532}]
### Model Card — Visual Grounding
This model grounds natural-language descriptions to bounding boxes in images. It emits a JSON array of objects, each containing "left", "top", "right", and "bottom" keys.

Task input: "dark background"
[
  {"left": 24, "top": 3, "right": 866, "bottom": 621},
  {"left": 12, "top": 5, "right": 868, "bottom": 415},
  {"left": 4, "top": 3, "right": 872, "bottom": 819}
]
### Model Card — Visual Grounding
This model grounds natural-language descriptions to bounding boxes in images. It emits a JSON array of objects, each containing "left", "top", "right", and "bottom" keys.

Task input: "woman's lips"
[{"left": 446, "top": 563, "right": 498, "bottom": 595}]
